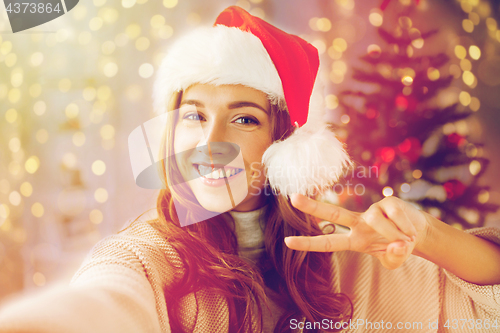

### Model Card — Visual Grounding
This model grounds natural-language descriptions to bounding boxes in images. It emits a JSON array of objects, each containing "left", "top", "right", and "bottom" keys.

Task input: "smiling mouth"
[{"left": 193, "top": 164, "right": 244, "bottom": 180}]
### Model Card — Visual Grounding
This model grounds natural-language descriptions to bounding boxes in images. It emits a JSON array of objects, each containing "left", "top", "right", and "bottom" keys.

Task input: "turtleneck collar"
[{"left": 228, "top": 204, "right": 269, "bottom": 263}]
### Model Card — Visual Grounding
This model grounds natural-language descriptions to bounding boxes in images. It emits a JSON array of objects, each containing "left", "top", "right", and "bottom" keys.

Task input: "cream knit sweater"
[{"left": 0, "top": 207, "right": 499, "bottom": 333}]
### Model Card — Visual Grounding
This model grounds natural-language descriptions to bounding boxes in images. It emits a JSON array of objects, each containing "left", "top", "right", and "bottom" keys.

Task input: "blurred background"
[{"left": 1, "top": 0, "right": 500, "bottom": 302}]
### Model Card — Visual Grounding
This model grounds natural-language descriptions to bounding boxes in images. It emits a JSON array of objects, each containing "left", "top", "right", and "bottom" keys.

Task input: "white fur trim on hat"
[
  {"left": 153, "top": 25, "right": 286, "bottom": 114},
  {"left": 262, "top": 121, "right": 353, "bottom": 198}
]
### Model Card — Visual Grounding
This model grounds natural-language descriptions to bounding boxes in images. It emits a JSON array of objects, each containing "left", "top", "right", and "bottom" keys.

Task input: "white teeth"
[
  {"left": 197, "top": 164, "right": 242, "bottom": 179},
  {"left": 198, "top": 164, "right": 211, "bottom": 176}
]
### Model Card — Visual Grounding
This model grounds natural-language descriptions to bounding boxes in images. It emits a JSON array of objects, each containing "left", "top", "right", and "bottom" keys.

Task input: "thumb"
[{"left": 381, "top": 240, "right": 411, "bottom": 270}]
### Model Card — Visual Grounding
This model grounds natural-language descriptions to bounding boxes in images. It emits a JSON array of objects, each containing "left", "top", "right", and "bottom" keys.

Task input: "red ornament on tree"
[
  {"left": 377, "top": 147, "right": 396, "bottom": 163},
  {"left": 444, "top": 180, "right": 466, "bottom": 200},
  {"left": 395, "top": 93, "right": 417, "bottom": 112},
  {"left": 397, "top": 137, "right": 421, "bottom": 163},
  {"left": 446, "top": 133, "right": 467, "bottom": 148}
]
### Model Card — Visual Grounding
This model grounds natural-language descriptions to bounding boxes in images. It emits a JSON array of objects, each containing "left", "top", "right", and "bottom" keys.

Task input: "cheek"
[
  {"left": 242, "top": 140, "right": 271, "bottom": 175},
  {"left": 173, "top": 127, "right": 197, "bottom": 155},
  {"left": 246, "top": 134, "right": 272, "bottom": 160}
]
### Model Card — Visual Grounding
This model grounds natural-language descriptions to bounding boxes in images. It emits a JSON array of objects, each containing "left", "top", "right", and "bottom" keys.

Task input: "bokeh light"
[
  {"left": 459, "top": 91, "right": 471, "bottom": 106},
  {"left": 325, "top": 95, "right": 339, "bottom": 109},
  {"left": 72, "top": 132, "right": 86, "bottom": 147},
  {"left": 382, "top": 186, "right": 394, "bottom": 197},
  {"left": 163, "top": 0, "right": 178, "bottom": 8},
  {"left": 94, "top": 188, "right": 109, "bottom": 203},
  {"left": 92, "top": 160, "right": 106, "bottom": 175},
  {"left": 25, "top": 156, "right": 40, "bottom": 174},
  {"left": 469, "top": 160, "right": 481, "bottom": 176},
  {"left": 400, "top": 183, "right": 411, "bottom": 193},
  {"left": 33, "top": 272, "right": 46, "bottom": 286},
  {"left": 138, "top": 63, "right": 154, "bottom": 78},
  {"left": 9, "top": 191, "right": 22, "bottom": 206},
  {"left": 369, "top": 10, "right": 383, "bottom": 27},
  {"left": 31, "top": 203, "right": 44, "bottom": 218},
  {"left": 90, "top": 209, "right": 104, "bottom": 224},
  {"left": 454, "top": 45, "right": 467, "bottom": 59},
  {"left": 20, "top": 182, "right": 33, "bottom": 197},
  {"left": 412, "top": 170, "right": 422, "bottom": 179},
  {"left": 36, "top": 129, "right": 49, "bottom": 144},
  {"left": 468, "top": 45, "right": 481, "bottom": 60}
]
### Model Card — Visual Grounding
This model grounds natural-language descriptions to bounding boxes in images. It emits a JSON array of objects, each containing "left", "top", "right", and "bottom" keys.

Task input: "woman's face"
[{"left": 173, "top": 84, "right": 272, "bottom": 213}]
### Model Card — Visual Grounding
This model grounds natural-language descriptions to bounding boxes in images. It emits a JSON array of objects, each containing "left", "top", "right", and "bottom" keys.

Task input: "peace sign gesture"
[{"left": 285, "top": 193, "right": 430, "bottom": 270}]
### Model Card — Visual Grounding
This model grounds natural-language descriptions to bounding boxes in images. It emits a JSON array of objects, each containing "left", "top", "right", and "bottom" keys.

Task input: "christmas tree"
[{"left": 334, "top": 12, "right": 499, "bottom": 229}]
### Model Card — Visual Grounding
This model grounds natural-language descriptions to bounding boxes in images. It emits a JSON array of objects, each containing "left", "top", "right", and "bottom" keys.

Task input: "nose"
[{"left": 196, "top": 119, "right": 231, "bottom": 156}]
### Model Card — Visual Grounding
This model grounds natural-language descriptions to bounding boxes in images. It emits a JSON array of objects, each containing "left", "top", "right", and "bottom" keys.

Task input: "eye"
[
  {"left": 234, "top": 116, "right": 259, "bottom": 125},
  {"left": 183, "top": 113, "right": 204, "bottom": 121}
]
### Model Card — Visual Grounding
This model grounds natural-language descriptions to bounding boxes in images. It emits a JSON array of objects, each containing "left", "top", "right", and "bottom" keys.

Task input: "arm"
[
  {"left": 0, "top": 234, "right": 165, "bottom": 333},
  {"left": 413, "top": 218, "right": 500, "bottom": 285}
]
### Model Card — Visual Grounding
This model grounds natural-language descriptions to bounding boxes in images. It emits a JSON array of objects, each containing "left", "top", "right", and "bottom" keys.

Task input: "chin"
[{"left": 185, "top": 171, "right": 251, "bottom": 213}]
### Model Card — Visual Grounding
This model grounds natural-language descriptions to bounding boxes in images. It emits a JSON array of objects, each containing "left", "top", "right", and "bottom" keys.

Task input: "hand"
[{"left": 285, "top": 193, "right": 430, "bottom": 270}]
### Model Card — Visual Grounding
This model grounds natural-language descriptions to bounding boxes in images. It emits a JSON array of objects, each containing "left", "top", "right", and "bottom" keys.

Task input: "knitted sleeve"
[
  {"left": 440, "top": 227, "right": 500, "bottom": 318},
  {"left": 0, "top": 221, "right": 175, "bottom": 333}
]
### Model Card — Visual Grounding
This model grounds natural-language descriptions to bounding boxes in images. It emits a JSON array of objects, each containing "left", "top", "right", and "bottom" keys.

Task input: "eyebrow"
[{"left": 179, "top": 99, "right": 269, "bottom": 115}]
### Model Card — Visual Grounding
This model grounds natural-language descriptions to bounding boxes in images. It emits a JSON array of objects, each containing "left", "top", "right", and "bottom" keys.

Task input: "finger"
[
  {"left": 290, "top": 193, "right": 359, "bottom": 228},
  {"left": 362, "top": 205, "right": 412, "bottom": 243},
  {"left": 378, "top": 197, "right": 418, "bottom": 238},
  {"left": 284, "top": 234, "right": 350, "bottom": 252},
  {"left": 380, "top": 240, "right": 411, "bottom": 270}
]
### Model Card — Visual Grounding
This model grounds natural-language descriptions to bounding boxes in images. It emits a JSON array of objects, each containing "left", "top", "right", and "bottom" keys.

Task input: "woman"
[{"left": 1, "top": 5, "right": 499, "bottom": 333}]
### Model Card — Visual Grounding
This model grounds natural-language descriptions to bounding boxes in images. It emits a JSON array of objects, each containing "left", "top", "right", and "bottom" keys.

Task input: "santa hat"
[{"left": 153, "top": 6, "right": 352, "bottom": 198}]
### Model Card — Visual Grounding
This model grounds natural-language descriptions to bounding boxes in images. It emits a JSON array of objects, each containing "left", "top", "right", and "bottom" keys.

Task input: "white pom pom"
[{"left": 262, "top": 123, "right": 352, "bottom": 198}]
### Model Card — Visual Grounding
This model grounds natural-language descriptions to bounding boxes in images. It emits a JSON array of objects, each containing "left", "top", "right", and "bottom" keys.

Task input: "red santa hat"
[{"left": 153, "top": 6, "right": 352, "bottom": 198}]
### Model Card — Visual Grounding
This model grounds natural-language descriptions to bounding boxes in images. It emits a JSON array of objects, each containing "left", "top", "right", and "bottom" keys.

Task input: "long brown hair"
[{"left": 149, "top": 89, "right": 352, "bottom": 332}]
